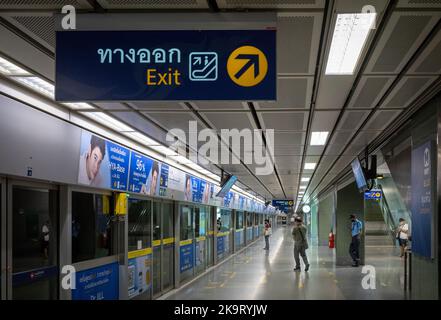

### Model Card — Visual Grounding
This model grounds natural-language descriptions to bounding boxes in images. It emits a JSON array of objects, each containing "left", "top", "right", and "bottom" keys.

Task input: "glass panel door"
[
  {"left": 194, "top": 206, "right": 207, "bottom": 275},
  {"left": 127, "top": 198, "right": 152, "bottom": 300},
  {"left": 206, "top": 207, "right": 214, "bottom": 267},
  {"left": 161, "top": 202, "right": 174, "bottom": 293},
  {"left": 179, "top": 204, "right": 194, "bottom": 283},
  {"left": 10, "top": 183, "right": 58, "bottom": 300},
  {"left": 152, "top": 201, "right": 161, "bottom": 297}
]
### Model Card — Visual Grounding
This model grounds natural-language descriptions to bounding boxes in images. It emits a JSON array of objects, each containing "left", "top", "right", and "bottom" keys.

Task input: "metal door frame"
[
  {"left": 1, "top": 177, "right": 6, "bottom": 300},
  {"left": 160, "top": 199, "right": 174, "bottom": 295},
  {"left": 6, "top": 179, "right": 59, "bottom": 300},
  {"left": 126, "top": 193, "right": 154, "bottom": 300}
]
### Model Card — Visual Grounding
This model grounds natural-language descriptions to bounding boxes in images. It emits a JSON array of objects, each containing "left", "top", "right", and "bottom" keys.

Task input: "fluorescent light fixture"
[
  {"left": 325, "top": 13, "right": 376, "bottom": 75},
  {"left": 299, "top": 186, "right": 306, "bottom": 190},
  {"left": 304, "top": 162, "right": 316, "bottom": 170},
  {"left": 124, "top": 131, "right": 159, "bottom": 146},
  {"left": 301, "top": 177, "right": 310, "bottom": 182},
  {"left": 81, "top": 112, "right": 133, "bottom": 132},
  {"left": 310, "top": 131, "right": 329, "bottom": 146},
  {"left": 298, "top": 191, "right": 305, "bottom": 195},
  {"left": 63, "top": 102, "right": 95, "bottom": 110},
  {"left": 0, "top": 56, "right": 31, "bottom": 76},
  {"left": 13, "top": 76, "right": 54, "bottom": 99}
]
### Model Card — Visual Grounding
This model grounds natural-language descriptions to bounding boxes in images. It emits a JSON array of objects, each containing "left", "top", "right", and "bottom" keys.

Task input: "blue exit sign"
[{"left": 55, "top": 30, "right": 276, "bottom": 101}]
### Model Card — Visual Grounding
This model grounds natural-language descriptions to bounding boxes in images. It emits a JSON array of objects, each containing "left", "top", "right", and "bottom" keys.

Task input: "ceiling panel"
[
  {"left": 276, "top": 14, "right": 318, "bottom": 74},
  {"left": 97, "top": 0, "right": 208, "bottom": 9},
  {"left": 366, "top": 12, "right": 439, "bottom": 74},
  {"left": 95, "top": 102, "right": 130, "bottom": 110},
  {"left": 0, "top": 0, "right": 92, "bottom": 9},
  {"left": 348, "top": 77, "right": 395, "bottom": 109},
  {"left": 202, "top": 111, "right": 255, "bottom": 131},
  {"left": 259, "top": 78, "right": 312, "bottom": 109},
  {"left": 409, "top": 29, "right": 441, "bottom": 74},
  {"left": 110, "top": 111, "right": 167, "bottom": 141},
  {"left": 274, "top": 155, "right": 301, "bottom": 171},
  {"left": 397, "top": 0, "right": 441, "bottom": 8},
  {"left": 363, "top": 110, "right": 402, "bottom": 131},
  {"left": 259, "top": 111, "right": 307, "bottom": 131},
  {"left": 192, "top": 101, "right": 246, "bottom": 110},
  {"left": 129, "top": 102, "right": 187, "bottom": 110},
  {"left": 2, "top": 14, "right": 55, "bottom": 50},
  {"left": 310, "top": 110, "right": 340, "bottom": 131},
  {"left": 217, "top": 0, "right": 325, "bottom": 9},
  {"left": 382, "top": 76, "right": 436, "bottom": 108},
  {"left": 337, "top": 110, "right": 370, "bottom": 131},
  {"left": 141, "top": 111, "right": 204, "bottom": 134}
]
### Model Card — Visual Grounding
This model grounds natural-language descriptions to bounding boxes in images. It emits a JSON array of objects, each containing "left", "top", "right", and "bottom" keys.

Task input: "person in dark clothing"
[
  {"left": 349, "top": 214, "right": 363, "bottom": 267},
  {"left": 292, "top": 217, "right": 309, "bottom": 272}
]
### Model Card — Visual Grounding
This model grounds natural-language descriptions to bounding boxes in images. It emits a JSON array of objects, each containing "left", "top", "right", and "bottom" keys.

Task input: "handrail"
[{"left": 377, "top": 184, "right": 397, "bottom": 242}]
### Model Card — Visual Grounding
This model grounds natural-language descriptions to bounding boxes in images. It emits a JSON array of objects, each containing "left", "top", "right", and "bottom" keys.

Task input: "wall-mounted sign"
[
  {"left": 55, "top": 30, "right": 276, "bottom": 101},
  {"left": 272, "top": 199, "right": 293, "bottom": 213},
  {"left": 364, "top": 190, "right": 382, "bottom": 200},
  {"left": 72, "top": 262, "right": 119, "bottom": 300},
  {"left": 411, "top": 140, "right": 434, "bottom": 258}
]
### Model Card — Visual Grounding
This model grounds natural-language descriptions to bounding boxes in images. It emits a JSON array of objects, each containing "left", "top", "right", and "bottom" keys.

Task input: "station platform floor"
[{"left": 163, "top": 226, "right": 405, "bottom": 300}]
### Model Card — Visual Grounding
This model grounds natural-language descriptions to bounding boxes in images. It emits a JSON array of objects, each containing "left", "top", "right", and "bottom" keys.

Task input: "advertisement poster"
[
  {"left": 128, "top": 151, "right": 161, "bottom": 196},
  {"left": 238, "top": 195, "right": 245, "bottom": 210},
  {"left": 190, "top": 176, "right": 202, "bottom": 203},
  {"left": 411, "top": 140, "right": 434, "bottom": 258},
  {"left": 159, "top": 164, "right": 169, "bottom": 197},
  {"left": 128, "top": 255, "right": 151, "bottom": 298},
  {"left": 180, "top": 243, "right": 194, "bottom": 272},
  {"left": 78, "top": 130, "right": 130, "bottom": 191},
  {"left": 217, "top": 236, "right": 225, "bottom": 255},
  {"left": 223, "top": 192, "right": 234, "bottom": 208},
  {"left": 72, "top": 262, "right": 119, "bottom": 300},
  {"left": 167, "top": 167, "right": 186, "bottom": 200}
]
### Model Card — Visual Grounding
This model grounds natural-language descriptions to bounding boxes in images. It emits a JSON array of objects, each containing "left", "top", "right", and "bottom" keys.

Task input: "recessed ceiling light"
[
  {"left": 13, "top": 76, "right": 54, "bottom": 99},
  {"left": 301, "top": 177, "right": 310, "bottom": 182},
  {"left": 299, "top": 186, "right": 306, "bottom": 189},
  {"left": 325, "top": 13, "right": 376, "bottom": 75},
  {"left": 304, "top": 162, "right": 316, "bottom": 170},
  {"left": 310, "top": 131, "right": 329, "bottom": 146}
]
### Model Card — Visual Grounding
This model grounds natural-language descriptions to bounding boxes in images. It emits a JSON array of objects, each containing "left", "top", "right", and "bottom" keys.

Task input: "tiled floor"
[{"left": 164, "top": 226, "right": 405, "bottom": 300}]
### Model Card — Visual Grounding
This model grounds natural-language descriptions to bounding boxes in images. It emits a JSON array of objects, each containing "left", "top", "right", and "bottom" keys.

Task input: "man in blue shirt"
[{"left": 349, "top": 214, "right": 363, "bottom": 267}]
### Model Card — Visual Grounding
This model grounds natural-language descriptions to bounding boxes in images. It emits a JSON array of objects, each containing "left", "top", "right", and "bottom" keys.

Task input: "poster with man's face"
[{"left": 77, "top": 130, "right": 129, "bottom": 191}]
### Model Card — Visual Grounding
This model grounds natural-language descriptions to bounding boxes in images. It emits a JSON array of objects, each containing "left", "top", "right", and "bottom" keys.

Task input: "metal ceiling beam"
[
  {"left": 295, "top": 0, "right": 334, "bottom": 204},
  {"left": 248, "top": 102, "right": 287, "bottom": 199}
]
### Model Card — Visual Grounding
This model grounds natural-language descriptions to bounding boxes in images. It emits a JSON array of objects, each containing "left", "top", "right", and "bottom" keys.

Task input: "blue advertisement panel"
[
  {"left": 223, "top": 192, "right": 234, "bottom": 208},
  {"left": 78, "top": 130, "right": 130, "bottom": 191},
  {"left": 272, "top": 199, "right": 293, "bottom": 213},
  {"left": 180, "top": 243, "right": 194, "bottom": 272},
  {"left": 217, "top": 236, "right": 225, "bottom": 255},
  {"left": 159, "top": 164, "right": 169, "bottom": 196},
  {"left": 56, "top": 30, "right": 276, "bottom": 101},
  {"left": 411, "top": 140, "right": 434, "bottom": 258},
  {"left": 190, "top": 176, "right": 202, "bottom": 203},
  {"left": 72, "top": 262, "right": 119, "bottom": 300},
  {"left": 128, "top": 254, "right": 151, "bottom": 298},
  {"left": 364, "top": 190, "right": 382, "bottom": 200},
  {"left": 128, "top": 151, "right": 153, "bottom": 193}
]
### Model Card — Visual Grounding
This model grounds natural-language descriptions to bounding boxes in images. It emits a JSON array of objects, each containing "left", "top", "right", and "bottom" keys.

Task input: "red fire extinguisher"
[{"left": 328, "top": 230, "right": 335, "bottom": 249}]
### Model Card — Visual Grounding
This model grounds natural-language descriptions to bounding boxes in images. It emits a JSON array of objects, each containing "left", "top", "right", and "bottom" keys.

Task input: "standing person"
[
  {"left": 263, "top": 219, "right": 272, "bottom": 250},
  {"left": 396, "top": 218, "right": 409, "bottom": 257},
  {"left": 349, "top": 214, "right": 363, "bottom": 267},
  {"left": 41, "top": 220, "right": 50, "bottom": 260},
  {"left": 292, "top": 217, "right": 310, "bottom": 272}
]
